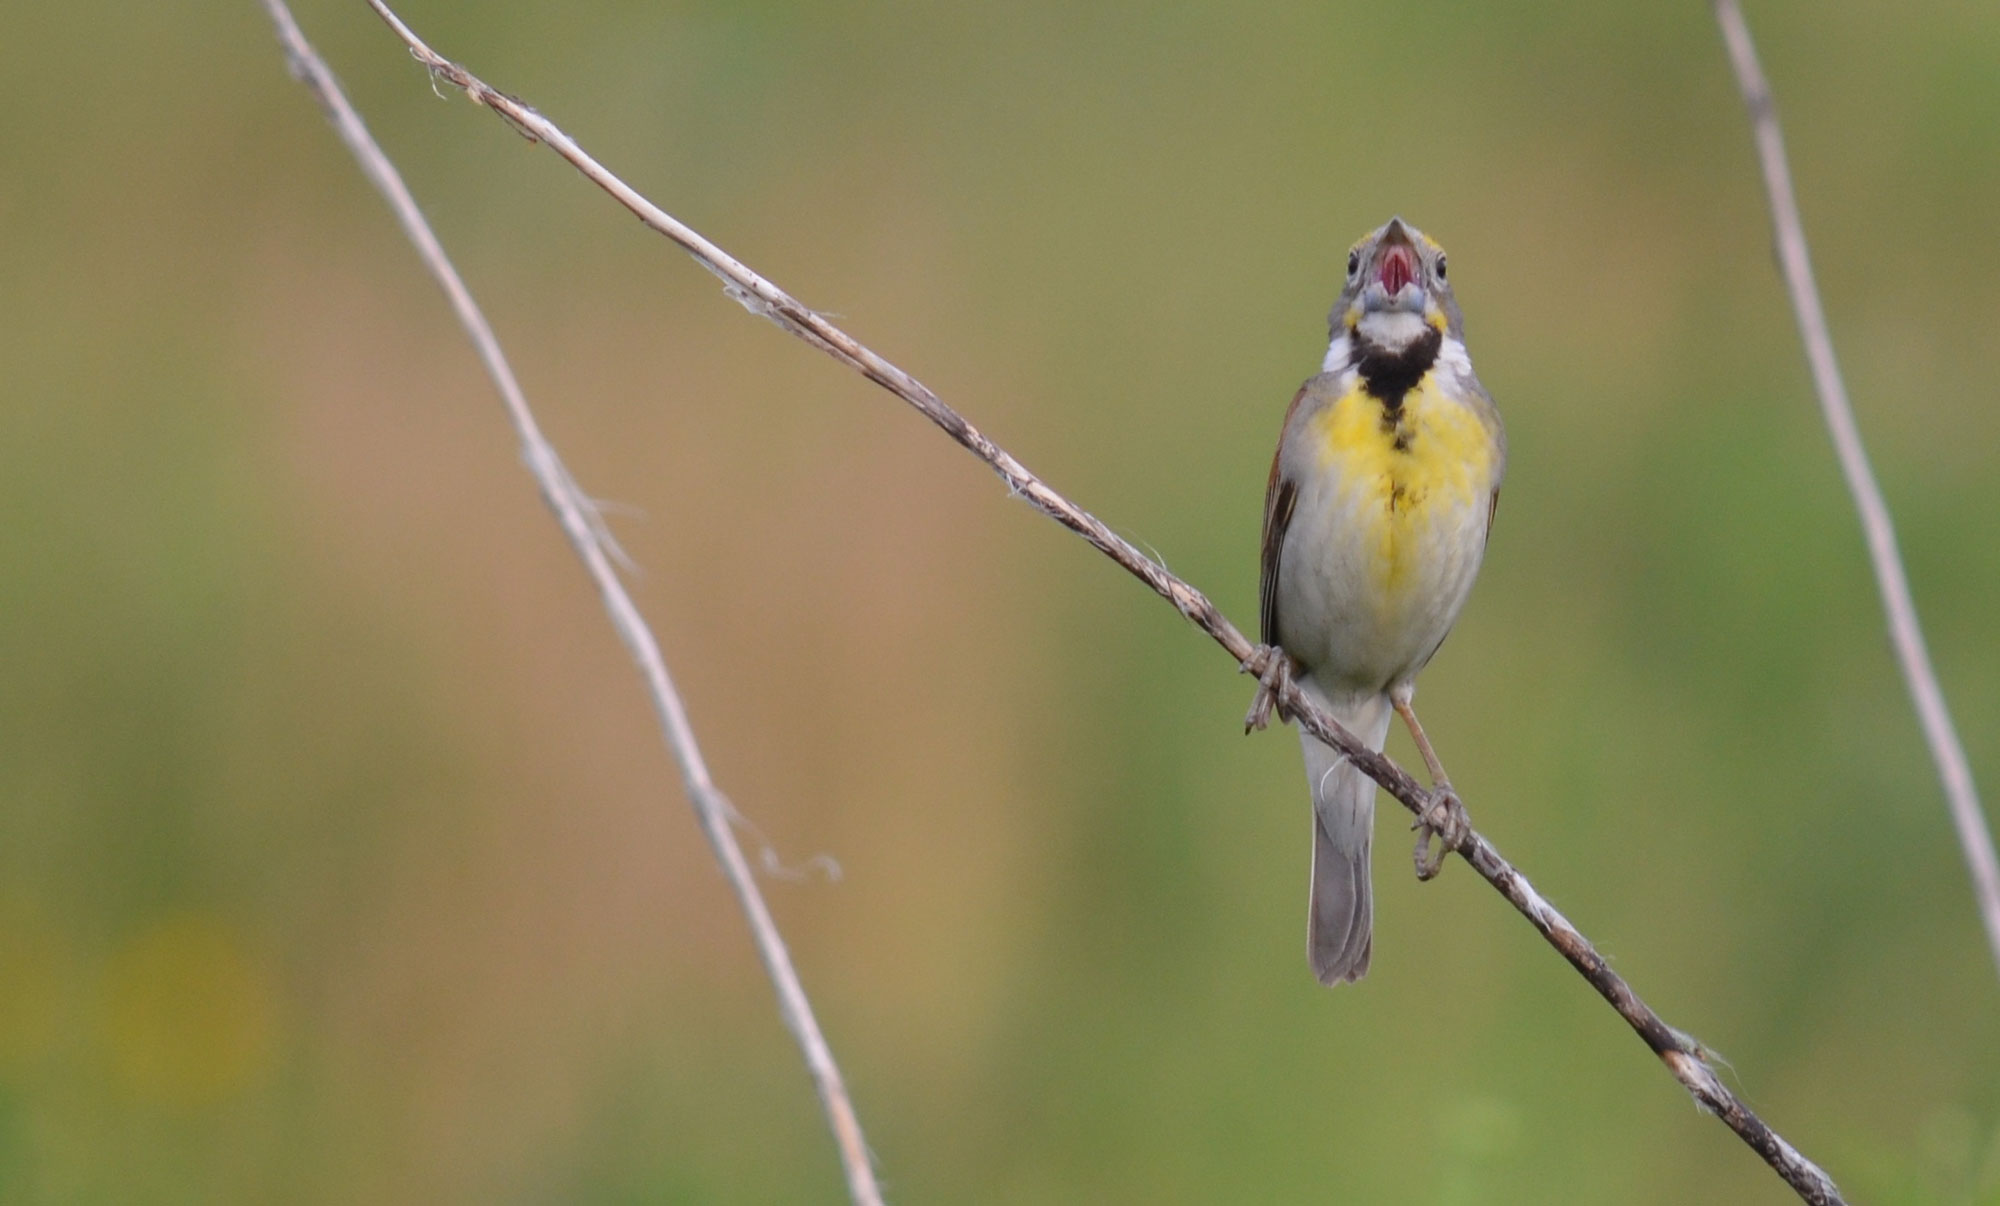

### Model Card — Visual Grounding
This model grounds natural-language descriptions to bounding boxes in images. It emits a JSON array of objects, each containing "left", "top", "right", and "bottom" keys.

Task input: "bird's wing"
[{"left": 1259, "top": 383, "right": 1311, "bottom": 648}]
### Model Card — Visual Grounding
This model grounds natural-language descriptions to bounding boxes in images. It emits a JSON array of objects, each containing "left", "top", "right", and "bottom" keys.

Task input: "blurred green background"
[{"left": 2, "top": 0, "right": 1997, "bottom": 1201}]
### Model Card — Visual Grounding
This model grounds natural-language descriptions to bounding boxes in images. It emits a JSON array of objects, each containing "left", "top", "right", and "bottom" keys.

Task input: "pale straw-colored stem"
[
  {"left": 303, "top": 2, "right": 1851, "bottom": 1199},
  {"left": 258, "top": 3, "right": 881, "bottom": 1201},
  {"left": 1715, "top": 0, "right": 2000, "bottom": 980}
]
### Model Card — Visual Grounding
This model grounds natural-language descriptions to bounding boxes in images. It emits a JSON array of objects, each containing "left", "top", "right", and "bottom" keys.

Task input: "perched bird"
[{"left": 1245, "top": 217, "right": 1505, "bottom": 985}]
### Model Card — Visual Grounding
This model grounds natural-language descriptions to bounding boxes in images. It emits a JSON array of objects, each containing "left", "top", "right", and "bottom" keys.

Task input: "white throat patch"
[{"left": 1355, "top": 310, "right": 1429, "bottom": 352}]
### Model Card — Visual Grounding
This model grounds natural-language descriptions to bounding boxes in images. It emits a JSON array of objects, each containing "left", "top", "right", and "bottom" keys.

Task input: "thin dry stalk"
[
  {"left": 258, "top": 3, "right": 882, "bottom": 1202},
  {"left": 1713, "top": 0, "right": 2000, "bottom": 982},
  {"left": 330, "top": 2, "right": 1849, "bottom": 1200}
]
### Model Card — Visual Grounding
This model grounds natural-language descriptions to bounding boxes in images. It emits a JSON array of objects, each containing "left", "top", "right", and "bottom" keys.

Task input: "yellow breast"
[{"left": 1309, "top": 374, "right": 1496, "bottom": 600}]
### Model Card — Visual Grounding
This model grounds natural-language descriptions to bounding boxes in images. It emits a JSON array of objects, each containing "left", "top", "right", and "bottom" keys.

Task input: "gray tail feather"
[
  {"left": 1310, "top": 808, "right": 1372, "bottom": 984},
  {"left": 1301, "top": 686, "right": 1394, "bottom": 986}
]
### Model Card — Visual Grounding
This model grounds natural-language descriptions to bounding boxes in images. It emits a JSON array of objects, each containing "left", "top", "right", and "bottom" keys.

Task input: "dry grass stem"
[
  {"left": 258, "top": 2, "right": 882, "bottom": 1201},
  {"left": 1714, "top": 0, "right": 2000, "bottom": 982}
]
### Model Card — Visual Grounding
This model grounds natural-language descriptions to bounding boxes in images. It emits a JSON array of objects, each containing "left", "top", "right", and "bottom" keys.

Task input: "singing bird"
[{"left": 1245, "top": 217, "right": 1505, "bottom": 985}]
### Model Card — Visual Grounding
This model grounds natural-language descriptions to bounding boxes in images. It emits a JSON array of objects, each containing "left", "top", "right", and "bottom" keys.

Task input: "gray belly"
[{"left": 1274, "top": 474, "right": 1490, "bottom": 693}]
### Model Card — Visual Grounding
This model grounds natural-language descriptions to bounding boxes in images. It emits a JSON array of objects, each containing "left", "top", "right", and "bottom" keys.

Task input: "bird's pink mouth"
[{"left": 1378, "top": 245, "right": 1415, "bottom": 295}]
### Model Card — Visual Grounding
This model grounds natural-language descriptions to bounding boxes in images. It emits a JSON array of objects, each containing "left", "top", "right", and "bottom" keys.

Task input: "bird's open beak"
[{"left": 1362, "top": 218, "right": 1423, "bottom": 314}]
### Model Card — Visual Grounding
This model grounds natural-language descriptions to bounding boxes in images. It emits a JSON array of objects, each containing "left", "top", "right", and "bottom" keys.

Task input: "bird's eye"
[
  {"left": 1346, "top": 251, "right": 1360, "bottom": 278},
  {"left": 1435, "top": 254, "right": 1448, "bottom": 281}
]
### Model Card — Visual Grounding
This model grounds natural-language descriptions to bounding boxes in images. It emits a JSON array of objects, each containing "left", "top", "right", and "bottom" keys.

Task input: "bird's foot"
[
  {"left": 1241, "top": 644, "right": 1295, "bottom": 733},
  {"left": 1410, "top": 784, "right": 1470, "bottom": 881}
]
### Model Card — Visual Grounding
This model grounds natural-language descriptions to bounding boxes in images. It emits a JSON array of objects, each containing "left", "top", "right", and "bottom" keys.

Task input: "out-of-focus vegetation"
[{"left": 2, "top": 0, "right": 1998, "bottom": 1201}]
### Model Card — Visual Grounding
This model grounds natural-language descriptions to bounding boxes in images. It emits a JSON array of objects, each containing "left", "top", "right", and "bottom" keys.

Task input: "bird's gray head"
[{"left": 1327, "top": 216, "right": 1463, "bottom": 355}]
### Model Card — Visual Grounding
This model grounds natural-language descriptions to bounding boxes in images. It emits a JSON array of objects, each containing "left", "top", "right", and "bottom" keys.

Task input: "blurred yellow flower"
[{"left": 100, "top": 914, "right": 278, "bottom": 1108}]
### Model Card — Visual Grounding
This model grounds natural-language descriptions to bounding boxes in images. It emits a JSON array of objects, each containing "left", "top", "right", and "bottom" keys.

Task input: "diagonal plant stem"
[
  {"left": 333, "top": 2, "right": 1848, "bottom": 1200},
  {"left": 1714, "top": 0, "right": 2000, "bottom": 980},
  {"left": 257, "top": 3, "right": 883, "bottom": 1202}
]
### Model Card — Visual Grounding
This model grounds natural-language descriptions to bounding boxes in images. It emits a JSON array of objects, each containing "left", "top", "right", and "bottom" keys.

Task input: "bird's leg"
[
  {"left": 1241, "top": 644, "right": 1296, "bottom": 733},
  {"left": 1392, "top": 688, "right": 1470, "bottom": 881}
]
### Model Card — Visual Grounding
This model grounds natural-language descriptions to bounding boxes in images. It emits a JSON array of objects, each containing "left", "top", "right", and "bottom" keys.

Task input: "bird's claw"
[
  {"left": 1411, "top": 784, "right": 1469, "bottom": 881},
  {"left": 1241, "top": 644, "right": 1295, "bottom": 733}
]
